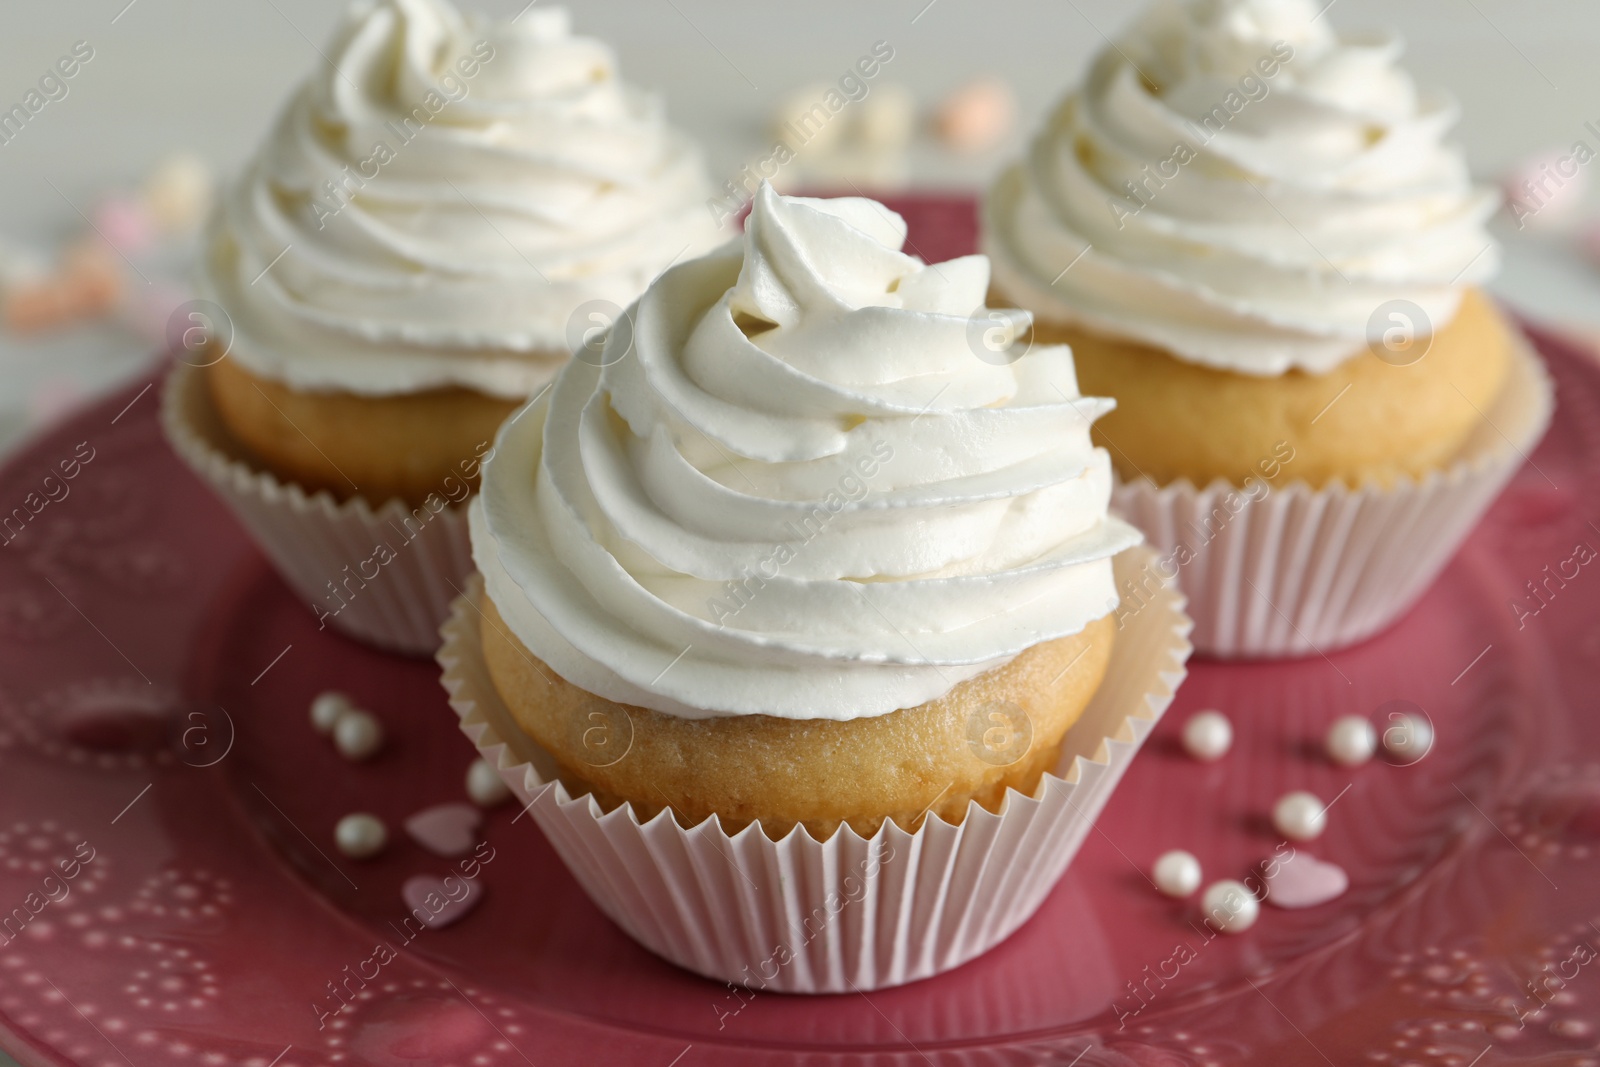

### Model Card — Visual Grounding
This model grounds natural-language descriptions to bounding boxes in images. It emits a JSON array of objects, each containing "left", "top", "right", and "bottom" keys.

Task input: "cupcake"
[
  {"left": 983, "top": 0, "right": 1553, "bottom": 656},
  {"left": 442, "top": 184, "right": 1192, "bottom": 990},
  {"left": 164, "top": 0, "right": 723, "bottom": 653},
  {"left": 471, "top": 182, "right": 1143, "bottom": 836}
]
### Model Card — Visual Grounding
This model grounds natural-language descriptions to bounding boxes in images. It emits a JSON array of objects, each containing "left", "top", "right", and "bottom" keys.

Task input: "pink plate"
[{"left": 1, "top": 199, "right": 1598, "bottom": 1067}]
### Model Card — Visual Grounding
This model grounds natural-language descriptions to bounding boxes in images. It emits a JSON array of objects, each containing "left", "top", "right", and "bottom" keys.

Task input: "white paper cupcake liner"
[
  {"left": 438, "top": 546, "right": 1191, "bottom": 993},
  {"left": 1112, "top": 335, "right": 1554, "bottom": 659},
  {"left": 161, "top": 362, "right": 475, "bottom": 656}
]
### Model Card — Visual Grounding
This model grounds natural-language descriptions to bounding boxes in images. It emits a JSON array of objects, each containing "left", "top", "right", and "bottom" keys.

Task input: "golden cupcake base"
[
  {"left": 478, "top": 594, "right": 1115, "bottom": 841},
  {"left": 205, "top": 358, "right": 519, "bottom": 509},
  {"left": 1026, "top": 289, "right": 1515, "bottom": 491}
]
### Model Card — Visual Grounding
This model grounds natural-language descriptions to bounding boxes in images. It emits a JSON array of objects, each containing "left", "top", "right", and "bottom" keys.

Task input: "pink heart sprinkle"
[
  {"left": 401, "top": 874, "right": 482, "bottom": 930},
  {"left": 1265, "top": 851, "right": 1349, "bottom": 909},
  {"left": 404, "top": 803, "right": 481, "bottom": 857}
]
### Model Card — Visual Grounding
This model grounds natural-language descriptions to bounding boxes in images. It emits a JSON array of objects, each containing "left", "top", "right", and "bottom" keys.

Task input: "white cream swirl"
[
  {"left": 473, "top": 184, "right": 1141, "bottom": 720},
  {"left": 201, "top": 0, "right": 722, "bottom": 398},
  {"left": 983, "top": 0, "right": 1500, "bottom": 376}
]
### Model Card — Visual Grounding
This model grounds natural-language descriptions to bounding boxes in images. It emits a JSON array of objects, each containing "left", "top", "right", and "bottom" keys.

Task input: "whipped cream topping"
[
  {"left": 473, "top": 185, "right": 1140, "bottom": 721},
  {"left": 201, "top": 0, "right": 722, "bottom": 398},
  {"left": 983, "top": 0, "right": 1500, "bottom": 376}
]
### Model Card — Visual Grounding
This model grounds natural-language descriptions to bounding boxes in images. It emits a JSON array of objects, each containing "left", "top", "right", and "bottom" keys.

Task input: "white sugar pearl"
[
  {"left": 1326, "top": 715, "right": 1377, "bottom": 767},
  {"left": 857, "top": 82, "right": 917, "bottom": 150},
  {"left": 334, "top": 813, "right": 387, "bottom": 859},
  {"left": 142, "top": 153, "right": 214, "bottom": 233},
  {"left": 310, "top": 691, "right": 353, "bottom": 735},
  {"left": 1152, "top": 850, "right": 1202, "bottom": 898},
  {"left": 770, "top": 85, "right": 846, "bottom": 152},
  {"left": 1182, "top": 710, "right": 1233, "bottom": 762},
  {"left": 465, "top": 758, "right": 510, "bottom": 807},
  {"left": 1200, "top": 879, "right": 1259, "bottom": 934},
  {"left": 333, "top": 709, "right": 383, "bottom": 761},
  {"left": 1382, "top": 713, "right": 1434, "bottom": 764},
  {"left": 1273, "top": 791, "right": 1328, "bottom": 841}
]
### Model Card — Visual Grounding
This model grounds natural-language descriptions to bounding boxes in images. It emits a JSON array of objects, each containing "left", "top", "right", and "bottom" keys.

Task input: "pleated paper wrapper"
[
  {"left": 1113, "top": 336, "right": 1554, "bottom": 660},
  {"left": 438, "top": 546, "right": 1191, "bottom": 993},
  {"left": 161, "top": 362, "right": 474, "bottom": 656}
]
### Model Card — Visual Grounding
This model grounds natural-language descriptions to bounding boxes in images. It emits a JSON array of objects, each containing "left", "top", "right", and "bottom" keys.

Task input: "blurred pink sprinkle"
[
  {"left": 28, "top": 378, "right": 87, "bottom": 426},
  {"left": 120, "top": 281, "right": 189, "bottom": 343},
  {"left": 1503, "top": 149, "right": 1592, "bottom": 231},
  {"left": 93, "top": 195, "right": 157, "bottom": 255},
  {"left": 1581, "top": 222, "right": 1600, "bottom": 268},
  {"left": 401, "top": 874, "right": 482, "bottom": 929},
  {"left": 935, "top": 77, "right": 1016, "bottom": 155},
  {"left": 1264, "top": 851, "right": 1348, "bottom": 909},
  {"left": 404, "top": 803, "right": 482, "bottom": 857}
]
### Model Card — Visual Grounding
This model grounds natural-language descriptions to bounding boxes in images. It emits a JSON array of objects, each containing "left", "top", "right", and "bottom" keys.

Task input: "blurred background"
[{"left": 1, "top": 0, "right": 1597, "bottom": 457}]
